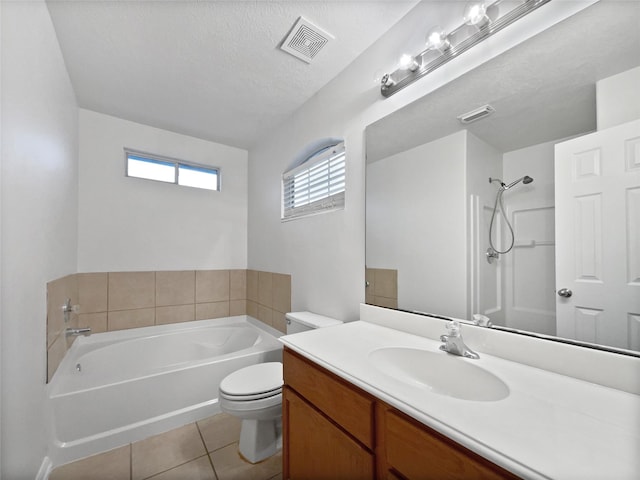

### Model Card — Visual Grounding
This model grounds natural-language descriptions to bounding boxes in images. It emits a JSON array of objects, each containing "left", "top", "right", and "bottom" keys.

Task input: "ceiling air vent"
[
  {"left": 458, "top": 104, "right": 495, "bottom": 124},
  {"left": 280, "top": 16, "right": 334, "bottom": 64}
]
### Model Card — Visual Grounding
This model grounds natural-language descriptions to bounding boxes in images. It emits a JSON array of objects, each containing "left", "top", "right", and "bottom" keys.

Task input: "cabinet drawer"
[
  {"left": 383, "top": 408, "right": 519, "bottom": 480},
  {"left": 283, "top": 348, "right": 374, "bottom": 449},
  {"left": 284, "top": 387, "right": 374, "bottom": 480}
]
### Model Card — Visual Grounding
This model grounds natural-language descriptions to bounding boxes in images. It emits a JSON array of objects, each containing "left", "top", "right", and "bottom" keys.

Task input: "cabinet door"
[
  {"left": 380, "top": 407, "right": 519, "bottom": 480},
  {"left": 283, "top": 386, "right": 374, "bottom": 480}
]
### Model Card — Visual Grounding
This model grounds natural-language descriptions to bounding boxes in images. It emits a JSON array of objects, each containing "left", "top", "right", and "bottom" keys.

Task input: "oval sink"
[{"left": 368, "top": 347, "right": 509, "bottom": 402}]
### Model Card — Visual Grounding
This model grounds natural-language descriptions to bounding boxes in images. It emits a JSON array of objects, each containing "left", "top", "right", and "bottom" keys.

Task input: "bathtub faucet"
[{"left": 65, "top": 327, "right": 92, "bottom": 337}]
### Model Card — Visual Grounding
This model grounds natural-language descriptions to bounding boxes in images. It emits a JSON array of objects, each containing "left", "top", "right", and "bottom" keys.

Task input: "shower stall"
[{"left": 469, "top": 142, "right": 557, "bottom": 335}]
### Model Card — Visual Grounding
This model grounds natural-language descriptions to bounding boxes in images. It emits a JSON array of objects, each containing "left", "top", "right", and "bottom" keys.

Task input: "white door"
[{"left": 555, "top": 119, "right": 640, "bottom": 350}]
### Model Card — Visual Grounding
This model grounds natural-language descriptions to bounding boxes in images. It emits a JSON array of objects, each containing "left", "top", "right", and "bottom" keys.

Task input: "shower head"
[{"left": 504, "top": 175, "right": 534, "bottom": 190}]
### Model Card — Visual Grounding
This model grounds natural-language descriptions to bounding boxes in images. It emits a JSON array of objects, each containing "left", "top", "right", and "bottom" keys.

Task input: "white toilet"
[{"left": 219, "top": 311, "right": 342, "bottom": 463}]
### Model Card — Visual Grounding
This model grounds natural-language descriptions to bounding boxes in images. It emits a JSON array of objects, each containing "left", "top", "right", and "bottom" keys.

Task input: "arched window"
[{"left": 282, "top": 141, "right": 345, "bottom": 220}]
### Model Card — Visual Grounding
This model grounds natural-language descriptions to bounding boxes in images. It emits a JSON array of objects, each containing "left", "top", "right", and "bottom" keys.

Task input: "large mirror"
[{"left": 365, "top": 1, "right": 640, "bottom": 354}]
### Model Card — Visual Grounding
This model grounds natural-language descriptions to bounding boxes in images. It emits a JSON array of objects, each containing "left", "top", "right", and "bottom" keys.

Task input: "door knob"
[{"left": 557, "top": 288, "right": 572, "bottom": 298}]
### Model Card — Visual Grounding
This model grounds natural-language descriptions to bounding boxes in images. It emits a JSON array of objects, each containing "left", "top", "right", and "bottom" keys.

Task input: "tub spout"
[{"left": 66, "top": 327, "right": 91, "bottom": 337}]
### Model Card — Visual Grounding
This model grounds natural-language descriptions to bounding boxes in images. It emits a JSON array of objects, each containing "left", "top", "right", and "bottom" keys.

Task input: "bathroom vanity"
[
  {"left": 280, "top": 305, "right": 640, "bottom": 480},
  {"left": 283, "top": 347, "right": 518, "bottom": 479}
]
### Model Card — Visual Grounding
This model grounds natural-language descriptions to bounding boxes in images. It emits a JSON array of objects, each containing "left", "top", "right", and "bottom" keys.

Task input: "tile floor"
[{"left": 49, "top": 413, "right": 283, "bottom": 480}]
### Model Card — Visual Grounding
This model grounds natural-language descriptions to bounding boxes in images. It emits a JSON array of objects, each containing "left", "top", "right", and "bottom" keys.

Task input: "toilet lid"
[{"left": 219, "top": 362, "right": 283, "bottom": 397}]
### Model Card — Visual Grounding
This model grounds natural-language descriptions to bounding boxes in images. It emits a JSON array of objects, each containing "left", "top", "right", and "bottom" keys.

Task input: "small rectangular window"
[
  {"left": 125, "top": 149, "right": 220, "bottom": 191},
  {"left": 282, "top": 142, "right": 345, "bottom": 220}
]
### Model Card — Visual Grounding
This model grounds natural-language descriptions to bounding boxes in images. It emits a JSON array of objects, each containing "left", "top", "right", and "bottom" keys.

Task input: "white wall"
[
  {"left": 0, "top": 1, "right": 79, "bottom": 477},
  {"left": 597, "top": 66, "right": 640, "bottom": 131},
  {"left": 247, "top": 1, "right": 596, "bottom": 323},
  {"left": 466, "top": 133, "right": 504, "bottom": 323},
  {"left": 78, "top": 109, "right": 248, "bottom": 272},
  {"left": 367, "top": 131, "right": 467, "bottom": 318}
]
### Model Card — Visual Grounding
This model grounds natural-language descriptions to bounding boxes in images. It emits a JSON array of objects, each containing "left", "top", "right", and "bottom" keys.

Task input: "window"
[
  {"left": 282, "top": 142, "right": 346, "bottom": 220},
  {"left": 125, "top": 149, "right": 220, "bottom": 191}
]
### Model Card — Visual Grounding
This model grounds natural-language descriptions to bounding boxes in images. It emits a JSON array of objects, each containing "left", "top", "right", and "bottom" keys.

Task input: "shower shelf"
[{"left": 513, "top": 240, "right": 555, "bottom": 248}]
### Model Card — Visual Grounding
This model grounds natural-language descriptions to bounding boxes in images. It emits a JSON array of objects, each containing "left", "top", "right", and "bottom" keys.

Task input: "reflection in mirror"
[{"left": 365, "top": 1, "right": 640, "bottom": 355}]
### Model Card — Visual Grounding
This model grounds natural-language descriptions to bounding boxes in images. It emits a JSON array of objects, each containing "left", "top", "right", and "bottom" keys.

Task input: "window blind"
[{"left": 282, "top": 142, "right": 346, "bottom": 220}]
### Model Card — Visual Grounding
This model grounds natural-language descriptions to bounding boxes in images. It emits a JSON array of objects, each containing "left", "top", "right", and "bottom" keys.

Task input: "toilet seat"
[
  {"left": 219, "top": 386, "right": 282, "bottom": 402},
  {"left": 219, "top": 362, "right": 283, "bottom": 401}
]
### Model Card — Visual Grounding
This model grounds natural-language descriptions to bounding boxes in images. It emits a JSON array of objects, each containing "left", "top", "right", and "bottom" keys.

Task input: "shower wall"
[{"left": 501, "top": 140, "right": 557, "bottom": 335}]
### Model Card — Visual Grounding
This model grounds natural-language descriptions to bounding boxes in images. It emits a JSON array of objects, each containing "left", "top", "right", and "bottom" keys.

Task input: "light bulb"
[
  {"left": 464, "top": 2, "right": 489, "bottom": 27},
  {"left": 425, "top": 26, "right": 450, "bottom": 51},
  {"left": 399, "top": 54, "right": 420, "bottom": 72}
]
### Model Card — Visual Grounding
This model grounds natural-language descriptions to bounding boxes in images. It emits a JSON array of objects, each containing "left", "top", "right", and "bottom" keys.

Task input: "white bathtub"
[{"left": 45, "top": 316, "right": 283, "bottom": 468}]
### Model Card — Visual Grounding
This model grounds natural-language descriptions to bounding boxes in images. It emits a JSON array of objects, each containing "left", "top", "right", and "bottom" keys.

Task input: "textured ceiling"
[
  {"left": 366, "top": 1, "right": 640, "bottom": 162},
  {"left": 46, "top": 0, "right": 418, "bottom": 149}
]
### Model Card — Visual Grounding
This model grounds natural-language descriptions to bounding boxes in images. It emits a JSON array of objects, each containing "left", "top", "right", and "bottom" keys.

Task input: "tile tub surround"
[
  {"left": 48, "top": 412, "right": 283, "bottom": 480},
  {"left": 46, "top": 269, "right": 291, "bottom": 381},
  {"left": 365, "top": 268, "right": 398, "bottom": 309}
]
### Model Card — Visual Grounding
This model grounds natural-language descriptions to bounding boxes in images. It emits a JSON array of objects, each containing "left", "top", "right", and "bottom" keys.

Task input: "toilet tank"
[{"left": 285, "top": 311, "right": 343, "bottom": 334}]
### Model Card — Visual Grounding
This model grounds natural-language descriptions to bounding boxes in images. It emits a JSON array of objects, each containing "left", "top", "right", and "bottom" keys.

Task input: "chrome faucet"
[
  {"left": 65, "top": 327, "right": 91, "bottom": 337},
  {"left": 439, "top": 321, "right": 479, "bottom": 359}
]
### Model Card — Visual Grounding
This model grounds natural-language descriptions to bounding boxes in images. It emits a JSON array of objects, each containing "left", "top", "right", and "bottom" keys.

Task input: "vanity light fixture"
[{"left": 380, "top": 0, "right": 552, "bottom": 97}]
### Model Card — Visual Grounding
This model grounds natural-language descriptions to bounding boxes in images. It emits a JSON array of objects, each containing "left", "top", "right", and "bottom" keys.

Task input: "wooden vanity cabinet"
[
  {"left": 376, "top": 404, "right": 520, "bottom": 480},
  {"left": 283, "top": 347, "right": 520, "bottom": 480},
  {"left": 282, "top": 348, "right": 375, "bottom": 479}
]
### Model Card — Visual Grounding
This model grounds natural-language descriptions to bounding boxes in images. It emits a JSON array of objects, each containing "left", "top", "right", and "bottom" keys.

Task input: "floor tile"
[
  {"left": 49, "top": 445, "right": 131, "bottom": 480},
  {"left": 210, "top": 443, "right": 282, "bottom": 480},
  {"left": 144, "top": 455, "right": 216, "bottom": 480},
  {"left": 197, "top": 413, "right": 241, "bottom": 452},
  {"left": 132, "top": 423, "right": 207, "bottom": 480}
]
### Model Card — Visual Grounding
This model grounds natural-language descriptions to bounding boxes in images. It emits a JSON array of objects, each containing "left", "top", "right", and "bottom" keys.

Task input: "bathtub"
[{"left": 45, "top": 315, "right": 283, "bottom": 468}]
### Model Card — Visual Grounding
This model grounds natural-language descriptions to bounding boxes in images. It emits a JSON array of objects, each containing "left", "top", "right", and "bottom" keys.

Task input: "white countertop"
[{"left": 280, "top": 321, "right": 640, "bottom": 480}]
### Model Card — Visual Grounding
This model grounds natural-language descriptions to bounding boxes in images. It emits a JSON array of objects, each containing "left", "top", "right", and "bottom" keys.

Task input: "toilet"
[{"left": 219, "top": 311, "right": 342, "bottom": 463}]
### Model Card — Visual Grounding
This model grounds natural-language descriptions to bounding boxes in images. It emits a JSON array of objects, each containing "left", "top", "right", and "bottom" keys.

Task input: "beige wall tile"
[
  {"left": 246, "top": 270, "right": 258, "bottom": 302},
  {"left": 196, "top": 270, "right": 229, "bottom": 303},
  {"left": 47, "top": 334, "right": 67, "bottom": 383},
  {"left": 374, "top": 268, "right": 397, "bottom": 299},
  {"left": 108, "top": 308, "right": 155, "bottom": 331},
  {"left": 109, "top": 272, "right": 155, "bottom": 311},
  {"left": 365, "top": 268, "right": 375, "bottom": 299},
  {"left": 229, "top": 269, "right": 246, "bottom": 300},
  {"left": 246, "top": 300, "right": 258, "bottom": 319},
  {"left": 197, "top": 413, "right": 241, "bottom": 453},
  {"left": 79, "top": 312, "right": 108, "bottom": 335},
  {"left": 49, "top": 445, "right": 131, "bottom": 480},
  {"left": 195, "top": 302, "right": 230, "bottom": 320},
  {"left": 257, "top": 305, "right": 273, "bottom": 326},
  {"left": 373, "top": 296, "right": 398, "bottom": 309},
  {"left": 156, "top": 270, "right": 195, "bottom": 307},
  {"left": 157, "top": 304, "right": 195, "bottom": 325},
  {"left": 229, "top": 300, "right": 246, "bottom": 316},
  {"left": 78, "top": 272, "right": 108, "bottom": 313},
  {"left": 272, "top": 274, "right": 291, "bottom": 314},
  {"left": 272, "top": 311, "right": 287, "bottom": 333},
  {"left": 257, "top": 271, "right": 273, "bottom": 307},
  {"left": 132, "top": 423, "right": 206, "bottom": 480}
]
